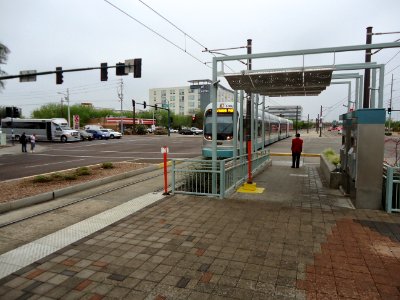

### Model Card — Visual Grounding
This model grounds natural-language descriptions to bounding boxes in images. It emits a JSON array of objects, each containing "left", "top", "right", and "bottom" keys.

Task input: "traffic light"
[
  {"left": 154, "top": 104, "right": 158, "bottom": 110},
  {"left": 116, "top": 63, "right": 126, "bottom": 76},
  {"left": 56, "top": 67, "right": 63, "bottom": 84},
  {"left": 134, "top": 58, "right": 142, "bottom": 78},
  {"left": 143, "top": 101, "right": 146, "bottom": 109},
  {"left": 132, "top": 99, "right": 135, "bottom": 107},
  {"left": 192, "top": 115, "right": 196, "bottom": 121},
  {"left": 388, "top": 107, "right": 392, "bottom": 113},
  {"left": 12, "top": 107, "right": 20, "bottom": 118},
  {"left": 100, "top": 63, "right": 108, "bottom": 81}
]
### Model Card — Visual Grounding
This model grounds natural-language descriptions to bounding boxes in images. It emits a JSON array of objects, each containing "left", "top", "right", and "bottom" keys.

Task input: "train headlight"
[
  {"left": 226, "top": 135, "right": 233, "bottom": 140},
  {"left": 205, "top": 135, "right": 212, "bottom": 140}
]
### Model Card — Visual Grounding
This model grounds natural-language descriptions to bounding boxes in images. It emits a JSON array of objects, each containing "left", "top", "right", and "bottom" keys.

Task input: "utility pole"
[
  {"left": 319, "top": 105, "right": 322, "bottom": 137},
  {"left": 363, "top": 26, "right": 373, "bottom": 108},
  {"left": 66, "top": 88, "right": 70, "bottom": 128},
  {"left": 389, "top": 74, "right": 394, "bottom": 133},
  {"left": 57, "top": 89, "right": 70, "bottom": 127},
  {"left": 118, "top": 79, "right": 124, "bottom": 133},
  {"left": 60, "top": 98, "right": 64, "bottom": 118}
]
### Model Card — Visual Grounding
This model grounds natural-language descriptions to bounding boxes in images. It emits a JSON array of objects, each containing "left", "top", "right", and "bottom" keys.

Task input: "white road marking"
[{"left": 25, "top": 159, "right": 85, "bottom": 168}]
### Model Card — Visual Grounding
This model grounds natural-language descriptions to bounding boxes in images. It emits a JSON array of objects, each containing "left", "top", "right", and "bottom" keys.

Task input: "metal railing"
[
  {"left": 171, "top": 149, "right": 271, "bottom": 198},
  {"left": 383, "top": 163, "right": 400, "bottom": 213}
]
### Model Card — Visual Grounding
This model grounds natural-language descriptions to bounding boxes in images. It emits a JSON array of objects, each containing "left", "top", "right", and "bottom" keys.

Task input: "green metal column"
[
  {"left": 371, "top": 69, "right": 376, "bottom": 108},
  {"left": 211, "top": 57, "right": 218, "bottom": 195},
  {"left": 385, "top": 166, "right": 394, "bottom": 213},
  {"left": 239, "top": 91, "right": 244, "bottom": 158}
]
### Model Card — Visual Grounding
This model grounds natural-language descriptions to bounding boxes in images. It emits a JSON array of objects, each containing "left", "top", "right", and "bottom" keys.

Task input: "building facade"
[
  {"left": 149, "top": 80, "right": 234, "bottom": 115},
  {"left": 268, "top": 105, "right": 303, "bottom": 120}
]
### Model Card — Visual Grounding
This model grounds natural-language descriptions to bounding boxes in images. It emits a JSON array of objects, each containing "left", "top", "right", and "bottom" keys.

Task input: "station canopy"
[{"left": 224, "top": 68, "right": 333, "bottom": 97}]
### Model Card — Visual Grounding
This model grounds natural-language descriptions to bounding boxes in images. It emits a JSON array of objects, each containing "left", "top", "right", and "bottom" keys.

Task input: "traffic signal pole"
[{"left": 0, "top": 60, "right": 142, "bottom": 83}]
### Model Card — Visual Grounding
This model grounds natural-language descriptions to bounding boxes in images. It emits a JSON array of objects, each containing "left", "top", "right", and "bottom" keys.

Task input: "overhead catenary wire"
[
  {"left": 103, "top": 0, "right": 211, "bottom": 68},
  {"left": 137, "top": 0, "right": 207, "bottom": 51},
  {"left": 137, "top": 0, "right": 237, "bottom": 73}
]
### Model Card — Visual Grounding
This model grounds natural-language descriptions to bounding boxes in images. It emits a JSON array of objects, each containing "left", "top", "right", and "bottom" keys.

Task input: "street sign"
[
  {"left": 125, "top": 59, "right": 135, "bottom": 74},
  {"left": 73, "top": 115, "right": 80, "bottom": 130},
  {"left": 19, "top": 70, "right": 37, "bottom": 82},
  {"left": 161, "top": 146, "right": 169, "bottom": 153}
]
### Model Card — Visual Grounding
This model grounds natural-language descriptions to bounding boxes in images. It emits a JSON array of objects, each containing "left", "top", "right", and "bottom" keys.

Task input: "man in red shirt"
[{"left": 291, "top": 133, "right": 303, "bottom": 168}]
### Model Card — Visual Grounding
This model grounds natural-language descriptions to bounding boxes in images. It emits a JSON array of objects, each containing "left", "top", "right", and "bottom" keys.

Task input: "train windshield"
[{"left": 204, "top": 112, "right": 233, "bottom": 137}]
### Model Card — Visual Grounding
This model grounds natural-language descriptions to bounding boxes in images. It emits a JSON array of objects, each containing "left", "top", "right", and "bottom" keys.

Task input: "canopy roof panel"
[{"left": 224, "top": 68, "right": 333, "bottom": 97}]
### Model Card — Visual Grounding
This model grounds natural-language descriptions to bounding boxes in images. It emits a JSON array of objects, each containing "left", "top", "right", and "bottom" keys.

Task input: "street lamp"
[{"left": 57, "top": 89, "right": 70, "bottom": 127}]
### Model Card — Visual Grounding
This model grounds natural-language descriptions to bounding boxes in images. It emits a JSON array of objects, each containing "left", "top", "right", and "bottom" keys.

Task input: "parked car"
[
  {"left": 191, "top": 127, "right": 203, "bottom": 135},
  {"left": 86, "top": 129, "right": 109, "bottom": 140},
  {"left": 179, "top": 127, "right": 193, "bottom": 135},
  {"left": 169, "top": 128, "right": 178, "bottom": 133},
  {"left": 79, "top": 130, "right": 93, "bottom": 141},
  {"left": 103, "top": 129, "right": 122, "bottom": 139}
]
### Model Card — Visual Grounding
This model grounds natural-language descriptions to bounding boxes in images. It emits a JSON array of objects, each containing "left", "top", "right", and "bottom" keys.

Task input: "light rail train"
[{"left": 202, "top": 102, "right": 294, "bottom": 158}]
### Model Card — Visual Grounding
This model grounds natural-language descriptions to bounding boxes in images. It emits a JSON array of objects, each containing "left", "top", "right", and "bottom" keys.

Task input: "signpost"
[
  {"left": 73, "top": 115, "right": 80, "bottom": 130},
  {"left": 161, "top": 146, "right": 169, "bottom": 195}
]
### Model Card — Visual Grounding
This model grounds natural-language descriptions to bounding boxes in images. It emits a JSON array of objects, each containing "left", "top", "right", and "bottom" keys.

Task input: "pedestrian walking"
[
  {"left": 291, "top": 133, "right": 303, "bottom": 168},
  {"left": 20, "top": 132, "right": 28, "bottom": 153},
  {"left": 11, "top": 129, "right": 15, "bottom": 146},
  {"left": 30, "top": 133, "right": 36, "bottom": 153}
]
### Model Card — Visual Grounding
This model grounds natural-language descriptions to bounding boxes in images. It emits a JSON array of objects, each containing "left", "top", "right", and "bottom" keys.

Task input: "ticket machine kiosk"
[{"left": 339, "top": 109, "right": 385, "bottom": 209}]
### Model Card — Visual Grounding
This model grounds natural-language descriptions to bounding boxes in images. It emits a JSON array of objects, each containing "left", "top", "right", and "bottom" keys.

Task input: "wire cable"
[
  {"left": 138, "top": 0, "right": 207, "bottom": 50},
  {"left": 103, "top": 0, "right": 210, "bottom": 68}
]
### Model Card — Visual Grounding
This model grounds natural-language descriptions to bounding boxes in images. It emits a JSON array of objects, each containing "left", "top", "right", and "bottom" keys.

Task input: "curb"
[{"left": 0, "top": 164, "right": 160, "bottom": 214}]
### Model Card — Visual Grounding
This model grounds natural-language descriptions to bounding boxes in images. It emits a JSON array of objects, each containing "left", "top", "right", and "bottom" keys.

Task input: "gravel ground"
[{"left": 0, "top": 162, "right": 151, "bottom": 203}]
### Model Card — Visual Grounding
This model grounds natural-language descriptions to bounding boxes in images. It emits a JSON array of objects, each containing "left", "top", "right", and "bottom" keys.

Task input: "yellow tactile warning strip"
[
  {"left": 297, "top": 218, "right": 400, "bottom": 299},
  {"left": 237, "top": 182, "right": 265, "bottom": 194}
]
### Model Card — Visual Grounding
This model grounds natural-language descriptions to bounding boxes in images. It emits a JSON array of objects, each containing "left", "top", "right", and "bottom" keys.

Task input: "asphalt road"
[
  {"left": 0, "top": 134, "right": 204, "bottom": 181},
  {"left": 0, "top": 130, "right": 345, "bottom": 182}
]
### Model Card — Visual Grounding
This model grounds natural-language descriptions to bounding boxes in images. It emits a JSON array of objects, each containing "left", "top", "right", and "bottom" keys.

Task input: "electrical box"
[{"left": 340, "top": 109, "right": 385, "bottom": 209}]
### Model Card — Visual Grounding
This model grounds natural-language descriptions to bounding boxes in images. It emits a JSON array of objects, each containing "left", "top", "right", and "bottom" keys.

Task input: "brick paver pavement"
[{"left": 0, "top": 164, "right": 400, "bottom": 299}]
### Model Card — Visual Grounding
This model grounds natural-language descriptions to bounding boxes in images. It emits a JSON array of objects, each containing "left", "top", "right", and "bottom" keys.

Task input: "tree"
[
  {"left": 32, "top": 103, "right": 115, "bottom": 127},
  {"left": 0, "top": 43, "right": 10, "bottom": 90}
]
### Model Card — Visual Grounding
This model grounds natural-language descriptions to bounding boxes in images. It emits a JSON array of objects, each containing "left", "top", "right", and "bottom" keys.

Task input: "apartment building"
[{"left": 149, "top": 79, "right": 234, "bottom": 115}]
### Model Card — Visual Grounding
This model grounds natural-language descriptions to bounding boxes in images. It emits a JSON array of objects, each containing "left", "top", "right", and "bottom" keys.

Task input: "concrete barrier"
[{"left": 320, "top": 154, "right": 341, "bottom": 189}]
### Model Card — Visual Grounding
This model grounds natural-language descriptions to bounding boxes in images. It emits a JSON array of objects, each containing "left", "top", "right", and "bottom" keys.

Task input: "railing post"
[
  {"left": 171, "top": 160, "right": 176, "bottom": 194},
  {"left": 220, "top": 160, "right": 225, "bottom": 199},
  {"left": 386, "top": 166, "right": 394, "bottom": 213}
]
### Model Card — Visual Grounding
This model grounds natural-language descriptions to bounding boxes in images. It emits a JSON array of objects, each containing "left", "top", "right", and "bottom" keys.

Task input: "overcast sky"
[{"left": 1, "top": 0, "right": 400, "bottom": 121}]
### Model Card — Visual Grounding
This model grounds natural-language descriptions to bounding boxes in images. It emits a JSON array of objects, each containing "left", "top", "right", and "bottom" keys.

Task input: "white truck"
[{"left": 1, "top": 118, "right": 80, "bottom": 142}]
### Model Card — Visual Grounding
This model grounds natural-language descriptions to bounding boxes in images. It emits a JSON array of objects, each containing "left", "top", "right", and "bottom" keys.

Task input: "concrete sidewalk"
[{"left": 0, "top": 157, "right": 400, "bottom": 299}]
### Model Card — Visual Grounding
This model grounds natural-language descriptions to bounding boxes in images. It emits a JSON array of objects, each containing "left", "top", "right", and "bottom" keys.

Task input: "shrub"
[
  {"left": 102, "top": 162, "right": 114, "bottom": 169},
  {"left": 63, "top": 173, "right": 78, "bottom": 180},
  {"left": 75, "top": 167, "right": 91, "bottom": 176},
  {"left": 154, "top": 127, "right": 168, "bottom": 135},
  {"left": 323, "top": 148, "right": 340, "bottom": 167},
  {"left": 50, "top": 173, "right": 63, "bottom": 180},
  {"left": 33, "top": 175, "right": 53, "bottom": 183},
  {"left": 135, "top": 124, "right": 147, "bottom": 135}
]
